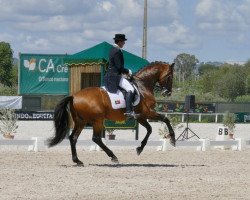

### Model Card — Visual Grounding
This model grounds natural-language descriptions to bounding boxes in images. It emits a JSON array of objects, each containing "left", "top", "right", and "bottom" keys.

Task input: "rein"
[
  {"left": 132, "top": 74, "right": 171, "bottom": 92},
  {"left": 130, "top": 62, "right": 174, "bottom": 97}
]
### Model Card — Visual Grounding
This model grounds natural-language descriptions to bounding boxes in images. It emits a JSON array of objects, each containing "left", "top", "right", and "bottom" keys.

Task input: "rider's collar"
[{"left": 113, "top": 43, "right": 122, "bottom": 50}]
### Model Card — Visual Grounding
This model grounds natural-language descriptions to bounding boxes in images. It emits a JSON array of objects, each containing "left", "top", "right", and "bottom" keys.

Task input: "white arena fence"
[
  {"left": 0, "top": 138, "right": 249, "bottom": 152},
  {"left": 161, "top": 112, "right": 224, "bottom": 123}
]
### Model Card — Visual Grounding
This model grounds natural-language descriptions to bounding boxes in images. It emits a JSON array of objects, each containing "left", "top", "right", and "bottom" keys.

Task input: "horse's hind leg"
[
  {"left": 136, "top": 118, "right": 152, "bottom": 155},
  {"left": 92, "top": 120, "right": 118, "bottom": 163},
  {"left": 69, "top": 123, "right": 85, "bottom": 165}
]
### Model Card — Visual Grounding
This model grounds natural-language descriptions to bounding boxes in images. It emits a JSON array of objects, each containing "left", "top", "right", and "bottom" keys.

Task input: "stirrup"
[{"left": 124, "top": 111, "right": 138, "bottom": 119}]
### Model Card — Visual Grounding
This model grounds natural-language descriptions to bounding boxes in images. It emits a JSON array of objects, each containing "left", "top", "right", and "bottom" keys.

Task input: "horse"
[{"left": 47, "top": 61, "right": 176, "bottom": 165}]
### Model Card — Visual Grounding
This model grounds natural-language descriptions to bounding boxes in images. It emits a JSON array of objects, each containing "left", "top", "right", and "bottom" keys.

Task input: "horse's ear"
[{"left": 170, "top": 63, "right": 175, "bottom": 68}]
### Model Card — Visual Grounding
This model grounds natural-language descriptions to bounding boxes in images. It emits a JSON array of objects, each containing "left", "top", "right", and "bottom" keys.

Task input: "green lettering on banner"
[
  {"left": 104, "top": 119, "right": 137, "bottom": 129},
  {"left": 19, "top": 54, "right": 69, "bottom": 95},
  {"left": 235, "top": 112, "right": 250, "bottom": 123}
]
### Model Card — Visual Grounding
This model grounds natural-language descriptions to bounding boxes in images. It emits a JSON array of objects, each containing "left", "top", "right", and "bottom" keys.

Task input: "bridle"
[
  {"left": 131, "top": 62, "right": 174, "bottom": 97},
  {"left": 132, "top": 72, "right": 172, "bottom": 96},
  {"left": 157, "top": 73, "right": 173, "bottom": 96}
]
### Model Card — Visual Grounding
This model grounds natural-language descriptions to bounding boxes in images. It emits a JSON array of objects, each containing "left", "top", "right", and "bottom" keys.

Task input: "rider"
[{"left": 104, "top": 34, "right": 136, "bottom": 118}]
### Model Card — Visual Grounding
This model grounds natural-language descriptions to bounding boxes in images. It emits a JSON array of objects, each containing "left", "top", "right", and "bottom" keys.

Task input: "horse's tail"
[{"left": 47, "top": 96, "right": 73, "bottom": 147}]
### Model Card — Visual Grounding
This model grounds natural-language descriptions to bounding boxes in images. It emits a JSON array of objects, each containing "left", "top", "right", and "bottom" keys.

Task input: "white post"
[
  {"left": 28, "top": 138, "right": 35, "bottom": 152},
  {"left": 162, "top": 139, "right": 174, "bottom": 151},
  {"left": 182, "top": 114, "right": 185, "bottom": 122},
  {"left": 233, "top": 138, "right": 246, "bottom": 151},
  {"left": 30, "top": 137, "right": 45, "bottom": 152},
  {"left": 162, "top": 139, "right": 167, "bottom": 151},
  {"left": 197, "top": 139, "right": 210, "bottom": 151}
]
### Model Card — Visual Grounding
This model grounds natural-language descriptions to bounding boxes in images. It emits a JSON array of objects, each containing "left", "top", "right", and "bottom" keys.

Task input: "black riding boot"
[{"left": 124, "top": 91, "right": 136, "bottom": 119}]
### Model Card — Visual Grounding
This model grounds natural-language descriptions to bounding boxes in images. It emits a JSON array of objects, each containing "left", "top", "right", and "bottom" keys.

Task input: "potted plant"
[
  {"left": 222, "top": 111, "right": 236, "bottom": 139},
  {"left": 106, "top": 129, "right": 116, "bottom": 140},
  {"left": 0, "top": 108, "right": 18, "bottom": 139},
  {"left": 159, "top": 115, "right": 183, "bottom": 139}
]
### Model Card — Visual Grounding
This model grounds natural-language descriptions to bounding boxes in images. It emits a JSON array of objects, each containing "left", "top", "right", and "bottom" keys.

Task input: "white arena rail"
[
  {"left": 0, "top": 137, "right": 46, "bottom": 152},
  {"left": 0, "top": 138, "right": 249, "bottom": 152},
  {"left": 0, "top": 139, "right": 34, "bottom": 146},
  {"left": 161, "top": 138, "right": 247, "bottom": 151}
]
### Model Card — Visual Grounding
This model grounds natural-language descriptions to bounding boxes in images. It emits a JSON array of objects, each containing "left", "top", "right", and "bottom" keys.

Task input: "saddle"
[{"left": 102, "top": 83, "right": 140, "bottom": 109}]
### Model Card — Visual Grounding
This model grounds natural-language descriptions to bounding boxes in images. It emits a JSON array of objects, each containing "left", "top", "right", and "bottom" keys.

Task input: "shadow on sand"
[{"left": 88, "top": 163, "right": 206, "bottom": 168}]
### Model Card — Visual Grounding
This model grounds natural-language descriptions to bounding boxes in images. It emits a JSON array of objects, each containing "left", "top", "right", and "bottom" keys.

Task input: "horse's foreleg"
[
  {"left": 147, "top": 111, "right": 175, "bottom": 147},
  {"left": 136, "top": 118, "right": 152, "bottom": 155},
  {"left": 92, "top": 121, "right": 118, "bottom": 163},
  {"left": 69, "top": 125, "right": 84, "bottom": 165},
  {"left": 156, "top": 113, "right": 176, "bottom": 146}
]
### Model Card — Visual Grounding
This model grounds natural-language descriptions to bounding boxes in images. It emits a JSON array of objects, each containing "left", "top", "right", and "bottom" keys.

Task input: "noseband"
[{"left": 158, "top": 74, "right": 172, "bottom": 96}]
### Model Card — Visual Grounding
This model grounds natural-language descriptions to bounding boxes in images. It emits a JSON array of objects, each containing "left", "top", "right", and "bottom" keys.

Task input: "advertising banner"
[
  {"left": 0, "top": 96, "right": 22, "bottom": 109},
  {"left": 15, "top": 111, "right": 54, "bottom": 121},
  {"left": 19, "top": 54, "right": 69, "bottom": 95},
  {"left": 235, "top": 112, "right": 250, "bottom": 123},
  {"left": 104, "top": 119, "right": 137, "bottom": 129},
  {"left": 155, "top": 101, "right": 216, "bottom": 113}
]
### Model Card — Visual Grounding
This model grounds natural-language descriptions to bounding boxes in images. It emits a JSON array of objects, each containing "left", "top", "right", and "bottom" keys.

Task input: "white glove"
[{"left": 128, "top": 69, "right": 132, "bottom": 76}]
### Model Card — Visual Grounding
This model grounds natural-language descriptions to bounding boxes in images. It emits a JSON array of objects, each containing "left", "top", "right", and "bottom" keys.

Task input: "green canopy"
[{"left": 64, "top": 41, "right": 149, "bottom": 72}]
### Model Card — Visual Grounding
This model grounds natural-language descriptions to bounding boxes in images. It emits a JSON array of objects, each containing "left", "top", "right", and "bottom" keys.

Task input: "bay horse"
[{"left": 47, "top": 62, "right": 175, "bottom": 165}]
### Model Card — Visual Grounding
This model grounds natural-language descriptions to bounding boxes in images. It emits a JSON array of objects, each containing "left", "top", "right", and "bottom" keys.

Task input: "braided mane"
[{"left": 135, "top": 61, "right": 169, "bottom": 76}]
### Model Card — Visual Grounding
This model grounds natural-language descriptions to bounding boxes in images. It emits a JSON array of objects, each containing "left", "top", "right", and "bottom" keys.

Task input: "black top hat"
[{"left": 113, "top": 34, "right": 127, "bottom": 41}]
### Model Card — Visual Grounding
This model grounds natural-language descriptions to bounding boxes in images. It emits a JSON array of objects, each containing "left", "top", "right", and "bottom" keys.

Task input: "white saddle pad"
[{"left": 102, "top": 85, "right": 140, "bottom": 109}]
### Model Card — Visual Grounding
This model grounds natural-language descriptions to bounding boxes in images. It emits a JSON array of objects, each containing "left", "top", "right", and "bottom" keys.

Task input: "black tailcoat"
[{"left": 104, "top": 46, "right": 129, "bottom": 93}]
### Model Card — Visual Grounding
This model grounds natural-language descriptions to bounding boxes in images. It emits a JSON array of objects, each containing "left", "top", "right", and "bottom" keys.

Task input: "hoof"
[
  {"left": 73, "top": 158, "right": 84, "bottom": 166},
  {"left": 111, "top": 156, "right": 119, "bottom": 163},
  {"left": 76, "top": 162, "right": 84, "bottom": 167},
  {"left": 136, "top": 147, "right": 143, "bottom": 155},
  {"left": 170, "top": 137, "right": 176, "bottom": 147}
]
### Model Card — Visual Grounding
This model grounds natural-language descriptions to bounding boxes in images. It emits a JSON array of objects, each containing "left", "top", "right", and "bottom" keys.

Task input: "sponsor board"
[
  {"left": 15, "top": 111, "right": 54, "bottom": 121},
  {"left": 235, "top": 112, "right": 250, "bottom": 123},
  {"left": 19, "top": 54, "right": 69, "bottom": 95},
  {"left": 104, "top": 119, "right": 137, "bottom": 129}
]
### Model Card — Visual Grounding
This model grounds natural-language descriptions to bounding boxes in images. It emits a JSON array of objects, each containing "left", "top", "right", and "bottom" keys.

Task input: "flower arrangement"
[
  {"left": 222, "top": 111, "right": 236, "bottom": 138},
  {"left": 0, "top": 108, "right": 18, "bottom": 139},
  {"left": 106, "top": 129, "right": 116, "bottom": 140}
]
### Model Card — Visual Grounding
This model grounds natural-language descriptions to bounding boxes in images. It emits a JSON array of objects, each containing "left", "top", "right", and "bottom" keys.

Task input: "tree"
[
  {"left": 199, "top": 70, "right": 218, "bottom": 93},
  {"left": 246, "top": 75, "right": 250, "bottom": 94},
  {"left": 245, "top": 59, "right": 250, "bottom": 69},
  {"left": 11, "top": 62, "right": 18, "bottom": 86},
  {"left": 216, "top": 66, "right": 246, "bottom": 101},
  {"left": 244, "top": 61, "right": 250, "bottom": 94},
  {"left": 198, "top": 63, "right": 218, "bottom": 76},
  {"left": 174, "top": 53, "right": 199, "bottom": 82},
  {"left": 0, "top": 42, "right": 13, "bottom": 86}
]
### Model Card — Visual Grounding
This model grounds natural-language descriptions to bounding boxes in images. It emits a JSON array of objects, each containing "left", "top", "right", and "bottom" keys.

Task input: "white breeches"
[{"left": 119, "top": 77, "right": 134, "bottom": 93}]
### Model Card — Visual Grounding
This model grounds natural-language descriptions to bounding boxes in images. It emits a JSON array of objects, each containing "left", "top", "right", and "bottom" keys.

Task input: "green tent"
[{"left": 64, "top": 41, "right": 149, "bottom": 73}]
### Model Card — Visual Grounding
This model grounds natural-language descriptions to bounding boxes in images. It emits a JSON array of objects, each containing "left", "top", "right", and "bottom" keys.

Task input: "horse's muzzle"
[{"left": 161, "top": 89, "right": 171, "bottom": 97}]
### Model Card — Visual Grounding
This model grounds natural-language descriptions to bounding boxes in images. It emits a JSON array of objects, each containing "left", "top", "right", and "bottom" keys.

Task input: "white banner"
[{"left": 0, "top": 96, "right": 22, "bottom": 109}]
